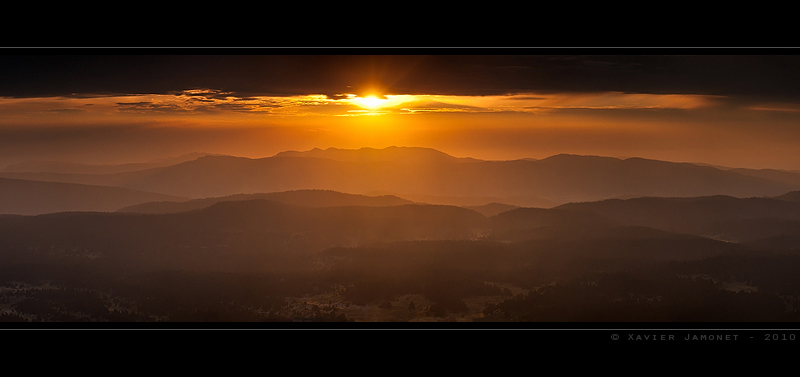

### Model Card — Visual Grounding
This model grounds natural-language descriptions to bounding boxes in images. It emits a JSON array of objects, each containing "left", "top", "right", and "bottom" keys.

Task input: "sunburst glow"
[{"left": 353, "top": 95, "right": 389, "bottom": 109}]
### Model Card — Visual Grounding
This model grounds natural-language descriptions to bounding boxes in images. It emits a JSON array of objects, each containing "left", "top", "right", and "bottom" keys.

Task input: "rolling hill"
[
  {"left": 117, "top": 189, "right": 415, "bottom": 214},
  {"left": 2, "top": 147, "right": 797, "bottom": 207},
  {"left": 553, "top": 195, "right": 800, "bottom": 243},
  {"left": 0, "top": 200, "right": 490, "bottom": 272}
]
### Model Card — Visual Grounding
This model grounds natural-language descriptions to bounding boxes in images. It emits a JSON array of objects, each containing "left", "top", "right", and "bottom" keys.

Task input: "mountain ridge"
[
  {"left": 273, "top": 146, "right": 483, "bottom": 164},
  {"left": 2, "top": 146, "right": 800, "bottom": 210},
  {"left": 117, "top": 189, "right": 416, "bottom": 214}
]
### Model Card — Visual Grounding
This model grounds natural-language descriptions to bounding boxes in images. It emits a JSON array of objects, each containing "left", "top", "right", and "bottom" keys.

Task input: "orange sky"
[
  {"left": 2, "top": 89, "right": 799, "bottom": 170},
  {"left": 2, "top": 53, "right": 800, "bottom": 170}
]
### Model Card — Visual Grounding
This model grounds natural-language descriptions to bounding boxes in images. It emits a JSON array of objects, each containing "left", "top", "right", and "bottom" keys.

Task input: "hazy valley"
[{"left": 3, "top": 146, "right": 800, "bottom": 324}]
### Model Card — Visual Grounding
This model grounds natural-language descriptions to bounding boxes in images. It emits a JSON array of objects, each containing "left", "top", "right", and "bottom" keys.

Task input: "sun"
[{"left": 353, "top": 95, "right": 389, "bottom": 109}]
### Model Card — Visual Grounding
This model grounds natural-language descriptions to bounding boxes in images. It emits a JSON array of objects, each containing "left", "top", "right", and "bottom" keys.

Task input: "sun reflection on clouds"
[
  {"left": 0, "top": 89, "right": 730, "bottom": 129},
  {"left": 331, "top": 92, "right": 723, "bottom": 116},
  {"left": 746, "top": 103, "right": 800, "bottom": 112}
]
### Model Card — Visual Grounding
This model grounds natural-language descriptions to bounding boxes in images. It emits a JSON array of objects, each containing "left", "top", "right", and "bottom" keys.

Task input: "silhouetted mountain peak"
[
  {"left": 273, "top": 146, "right": 481, "bottom": 164},
  {"left": 540, "top": 154, "right": 706, "bottom": 168}
]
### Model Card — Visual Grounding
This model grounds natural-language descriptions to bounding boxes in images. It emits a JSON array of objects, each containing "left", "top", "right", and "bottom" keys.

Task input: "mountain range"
[
  {"left": 3, "top": 146, "right": 800, "bottom": 216},
  {"left": 4, "top": 147, "right": 800, "bottom": 322}
]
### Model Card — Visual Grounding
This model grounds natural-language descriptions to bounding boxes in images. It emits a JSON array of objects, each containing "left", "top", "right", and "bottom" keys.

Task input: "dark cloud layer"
[{"left": 2, "top": 52, "right": 800, "bottom": 102}]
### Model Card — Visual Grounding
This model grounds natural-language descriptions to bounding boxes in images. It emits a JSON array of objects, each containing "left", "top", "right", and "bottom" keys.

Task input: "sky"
[{"left": 3, "top": 51, "right": 800, "bottom": 170}]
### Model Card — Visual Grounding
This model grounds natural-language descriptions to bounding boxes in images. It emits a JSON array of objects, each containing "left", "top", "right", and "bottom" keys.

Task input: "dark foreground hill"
[
  {"left": 552, "top": 195, "right": 800, "bottom": 243},
  {"left": 2, "top": 192, "right": 800, "bottom": 322},
  {"left": 0, "top": 200, "right": 489, "bottom": 272}
]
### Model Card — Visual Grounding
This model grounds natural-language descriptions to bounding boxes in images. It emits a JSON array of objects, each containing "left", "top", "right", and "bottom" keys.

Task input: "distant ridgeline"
[{"left": 3, "top": 146, "right": 800, "bottom": 215}]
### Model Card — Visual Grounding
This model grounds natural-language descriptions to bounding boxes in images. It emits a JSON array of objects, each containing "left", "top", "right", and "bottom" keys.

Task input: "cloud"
[
  {"left": 2, "top": 54, "right": 798, "bottom": 105},
  {"left": 745, "top": 103, "right": 800, "bottom": 112},
  {"left": 395, "top": 99, "right": 483, "bottom": 114},
  {"left": 116, "top": 101, "right": 190, "bottom": 113},
  {"left": 368, "top": 92, "right": 722, "bottom": 115},
  {"left": 43, "top": 107, "right": 88, "bottom": 113}
]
